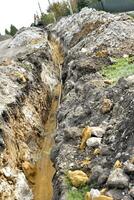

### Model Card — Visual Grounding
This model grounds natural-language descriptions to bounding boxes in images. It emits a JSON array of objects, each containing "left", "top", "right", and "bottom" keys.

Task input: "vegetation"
[
  {"left": 47, "top": 1, "right": 70, "bottom": 20},
  {"left": 38, "top": 0, "right": 105, "bottom": 26},
  {"left": 5, "top": 24, "right": 18, "bottom": 36},
  {"left": 67, "top": 185, "right": 89, "bottom": 200},
  {"left": 77, "top": 0, "right": 104, "bottom": 11},
  {"left": 40, "top": 13, "right": 55, "bottom": 26},
  {"left": 101, "top": 57, "right": 134, "bottom": 82},
  {"left": 39, "top": 0, "right": 78, "bottom": 26}
]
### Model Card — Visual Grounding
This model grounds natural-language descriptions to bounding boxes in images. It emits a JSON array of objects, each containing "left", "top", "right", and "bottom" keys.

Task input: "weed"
[{"left": 101, "top": 57, "right": 134, "bottom": 82}]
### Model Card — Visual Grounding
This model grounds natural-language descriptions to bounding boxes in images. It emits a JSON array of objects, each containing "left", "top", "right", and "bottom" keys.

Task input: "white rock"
[
  {"left": 90, "top": 188, "right": 100, "bottom": 198},
  {"left": 15, "top": 172, "right": 33, "bottom": 200},
  {"left": 91, "top": 127, "right": 105, "bottom": 137},
  {"left": 86, "top": 137, "right": 102, "bottom": 148},
  {"left": 107, "top": 169, "right": 129, "bottom": 189}
]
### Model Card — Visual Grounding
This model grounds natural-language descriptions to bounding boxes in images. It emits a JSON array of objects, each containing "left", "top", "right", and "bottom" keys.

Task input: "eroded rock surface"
[
  {"left": 0, "top": 27, "right": 61, "bottom": 199},
  {"left": 51, "top": 8, "right": 134, "bottom": 200}
]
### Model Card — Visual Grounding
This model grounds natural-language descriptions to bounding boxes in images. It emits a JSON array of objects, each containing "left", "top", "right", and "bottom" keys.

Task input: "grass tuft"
[
  {"left": 101, "top": 57, "right": 134, "bottom": 82},
  {"left": 67, "top": 185, "right": 89, "bottom": 200}
]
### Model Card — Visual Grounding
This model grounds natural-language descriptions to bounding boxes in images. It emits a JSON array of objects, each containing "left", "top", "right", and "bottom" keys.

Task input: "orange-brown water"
[
  {"left": 34, "top": 83, "right": 61, "bottom": 200},
  {"left": 34, "top": 37, "right": 64, "bottom": 200}
]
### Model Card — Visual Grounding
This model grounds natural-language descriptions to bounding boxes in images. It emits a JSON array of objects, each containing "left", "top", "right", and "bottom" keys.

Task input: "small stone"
[
  {"left": 123, "top": 195, "right": 133, "bottom": 200},
  {"left": 100, "top": 98, "right": 113, "bottom": 114},
  {"left": 107, "top": 169, "right": 129, "bottom": 189},
  {"left": 85, "top": 190, "right": 113, "bottom": 200},
  {"left": 124, "top": 161, "right": 134, "bottom": 175},
  {"left": 98, "top": 169, "right": 110, "bottom": 185},
  {"left": 64, "top": 127, "right": 81, "bottom": 141},
  {"left": 68, "top": 170, "right": 88, "bottom": 187},
  {"left": 113, "top": 160, "right": 122, "bottom": 169},
  {"left": 93, "top": 148, "right": 101, "bottom": 156},
  {"left": 91, "top": 165, "right": 104, "bottom": 181},
  {"left": 91, "top": 127, "right": 105, "bottom": 137},
  {"left": 80, "top": 126, "right": 92, "bottom": 150},
  {"left": 104, "top": 80, "right": 113, "bottom": 85},
  {"left": 106, "top": 189, "right": 125, "bottom": 200},
  {"left": 22, "top": 161, "right": 36, "bottom": 184},
  {"left": 86, "top": 137, "right": 101, "bottom": 148},
  {"left": 129, "top": 187, "right": 134, "bottom": 198}
]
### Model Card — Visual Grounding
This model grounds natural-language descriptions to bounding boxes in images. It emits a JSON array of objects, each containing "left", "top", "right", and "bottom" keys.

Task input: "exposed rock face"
[
  {"left": 51, "top": 8, "right": 134, "bottom": 200},
  {"left": 1, "top": 8, "right": 134, "bottom": 200},
  {"left": 0, "top": 27, "right": 61, "bottom": 199}
]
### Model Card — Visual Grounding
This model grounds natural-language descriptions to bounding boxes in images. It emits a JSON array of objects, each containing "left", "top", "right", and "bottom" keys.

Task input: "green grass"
[
  {"left": 67, "top": 185, "right": 89, "bottom": 200},
  {"left": 65, "top": 176, "right": 89, "bottom": 200},
  {"left": 101, "top": 57, "right": 134, "bottom": 82}
]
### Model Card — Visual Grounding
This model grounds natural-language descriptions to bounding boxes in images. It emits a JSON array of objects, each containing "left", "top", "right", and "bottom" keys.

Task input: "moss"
[
  {"left": 67, "top": 185, "right": 89, "bottom": 200},
  {"left": 101, "top": 57, "right": 134, "bottom": 83},
  {"left": 65, "top": 176, "right": 89, "bottom": 200}
]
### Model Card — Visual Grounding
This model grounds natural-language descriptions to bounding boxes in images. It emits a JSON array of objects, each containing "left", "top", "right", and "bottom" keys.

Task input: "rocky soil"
[
  {"left": 0, "top": 27, "right": 61, "bottom": 200},
  {"left": 0, "top": 8, "right": 134, "bottom": 200},
  {"left": 50, "top": 8, "right": 134, "bottom": 200}
]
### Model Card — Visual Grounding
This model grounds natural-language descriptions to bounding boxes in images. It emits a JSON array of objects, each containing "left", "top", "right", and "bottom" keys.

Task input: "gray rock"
[
  {"left": 107, "top": 169, "right": 129, "bottom": 189},
  {"left": 98, "top": 169, "right": 110, "bottom": 185},
  {"left": 129, "top": 187, "right": 134, "bottom": 198},
  {"left": 124, "top": 161, "right": 134, "bottom": 175},
  {"left": 106, "top": 189, "right": 126, "bottom": 200},
  {"left": 86, "top": 137, "right": 102, "bottom": 148},
  {"left": 91, "top": 165, "right": 104, "bottom": 181},
  {"left": 123, "top": 195, "right": 133, "bottom": 200},
  {"left": 91, "top": 126, "right": 105, "bottom": 137},
  {"left": 64, "top": 127, "right": 81, "bottom": 141}
]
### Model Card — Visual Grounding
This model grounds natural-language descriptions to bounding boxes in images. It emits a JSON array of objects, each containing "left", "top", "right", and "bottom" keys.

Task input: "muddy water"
[{"left": 34, "top": 83, "right": 61, "bottom": 200}]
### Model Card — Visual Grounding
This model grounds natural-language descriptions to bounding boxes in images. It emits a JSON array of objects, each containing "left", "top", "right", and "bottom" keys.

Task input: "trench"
[{"left": 33, "top": 37, "right": 64, "bottom": 200}]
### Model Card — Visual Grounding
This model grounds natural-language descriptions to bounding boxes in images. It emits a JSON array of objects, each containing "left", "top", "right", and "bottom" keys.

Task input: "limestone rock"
[
  {"left": 15, "top": 172, "right": 33, "bottom": 200},
  {"left": 22, "top": 161, "right": 36, "bottom": 184},
  {"left": 85, "top": 189, "right": 113, "bottom": 200},
  {"left": 80, "top": 126, "right": 92, "bottom": 150},
  {"left": 107, "top": 169, "right": 129, "bottom": 189},
  {"left": 124, "top": 161, "right": 134, "bottom": 175},
  {"left": 129, "top": 187, "right": 134, "bottom": 198},
  {"left": 86, "top": 137, "right": 102, "bottom": 148},
  {"left": 113, "top": 160, "right": 122, "bottom": 169},
  {"left": 91, "top": 127, "right": 105, "bottom": 137},
  {"left": 67, "top": 170, "right": 88, "bottom": 187},
  {"left": 100, "top": 98, "right": 113, "bottom": 114}
]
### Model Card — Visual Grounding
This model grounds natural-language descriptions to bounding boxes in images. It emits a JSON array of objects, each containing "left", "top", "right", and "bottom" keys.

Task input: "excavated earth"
[
  {"left": 50, "top": 8, "right": 134, "bottom": 200},
  {"left": 0, "top": 8, "right": 134, "bottom": 200}
]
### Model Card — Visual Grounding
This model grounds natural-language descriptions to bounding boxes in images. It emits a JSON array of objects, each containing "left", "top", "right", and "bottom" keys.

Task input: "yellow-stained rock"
[
  {"left": 114, "top": 160, "right": 122, "bottom": 169},
  {"left": 93, "top": 148, "right": 101, "bottom": 156},
  {"left": 85, "top": 192, "right": 113, "bottom": 200},
  {"left": 80, "top": 158, "right": 91, "bottom": 166},
  {"left": 80, "top": 126, "right": 92, "bottom": 150},
  {"left": 104, "top": 80, "right": 113, "bottom": 85},
  {"left": 100, "top": 98, "right": 112, "bottom": 114},
  {"left": 22, "top": 161, "right": 36, "bottom": 184},
  {"left": 100, "top": 188, "right": 107, "bottom": 195},
  {"left": 68, "top": 170, "right": 88, "bottom": 187},
  {"left": 130, "top": 157, "right": 134, "bottom": 164},
  {"left": 96, "top": 50, "right": 108, "bottom": 58}
]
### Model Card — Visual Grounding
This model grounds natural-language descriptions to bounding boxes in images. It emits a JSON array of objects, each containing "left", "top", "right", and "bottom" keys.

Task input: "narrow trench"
[{"left": 33, "top": 37, "right": 64, "bottom": 200}]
